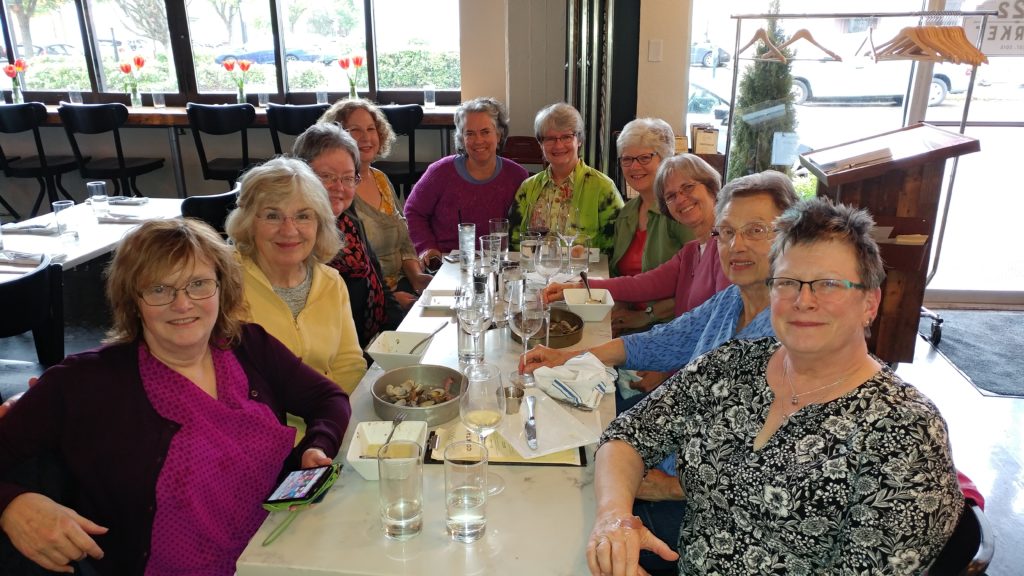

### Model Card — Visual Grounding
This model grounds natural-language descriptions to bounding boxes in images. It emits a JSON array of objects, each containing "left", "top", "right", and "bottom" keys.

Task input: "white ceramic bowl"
[
  {"left": 345, "top": 420, "right": 429, "bottom": 480},
  {"left": 366, "top": 331, "right": 432, "bottom": 370},
  {"left": 563, "top": 288, "right": 614, "bottom": 322}
]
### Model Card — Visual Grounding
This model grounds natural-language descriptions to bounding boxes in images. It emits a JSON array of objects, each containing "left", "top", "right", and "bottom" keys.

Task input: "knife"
[{"left": 524, "top": 395, "right": 538, "bottom": 450}]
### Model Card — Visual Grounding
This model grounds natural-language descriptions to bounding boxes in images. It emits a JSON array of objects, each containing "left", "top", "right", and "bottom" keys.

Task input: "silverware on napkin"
[{"left": 525, "top": 395, "right": 538, "bottom": 450}]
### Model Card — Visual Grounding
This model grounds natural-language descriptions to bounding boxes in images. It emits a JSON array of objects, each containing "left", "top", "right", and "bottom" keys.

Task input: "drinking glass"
[
  {"left": 479, "top": 234, "right": 502, "bottom": 271},
  {"left": 568, "top": 233, "right": 590, "bottom": 276},
  {"left": 519, "top": 231, "right": 542, "bottom": 274},
  {"left": 460, "top": 363, "right": 505, "bottom": 495},
  {"left": 489, "top": 218, "right": 510, "bottom": 261},
  {"left": 526, "top": 197, "right": 552, "bottom": 236},
  {"left": 456, "top": 282, "right": 493, "bottom": 365},
  {"left": 458, "top": 223, "right": 477, "bottom": 271},
  {"left": 444, "top": 440, "right": 487, "bottom": 543},
  {"left": 87, "top": 181, "right": 109, "bottom": 218},
  {"left": 535, "top": 235, "right": 563, "bottom": 286},
  {"left": 378, "top": 440, "right": 423, "bottom": 540},
  {"left": 508, "top": 282, "right": 544, "bottom": 385}
]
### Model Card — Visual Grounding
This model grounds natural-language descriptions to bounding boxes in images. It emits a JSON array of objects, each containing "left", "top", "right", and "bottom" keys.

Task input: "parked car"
[
  {"left": 690, "top": 43, "right": 730, "bottom": 68},
  {"left": 687, "top": 82, "right": 730, "bottom": 153},
  {"left": 214, "top": 46, "right": 321, "bottom": 65},
  {"left": 789, "top": 55, "right": 970, "bottom": 106}
]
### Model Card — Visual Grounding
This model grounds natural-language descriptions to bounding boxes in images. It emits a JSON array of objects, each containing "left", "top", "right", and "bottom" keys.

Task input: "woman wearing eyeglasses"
[
  {"left": 225, "top": 157, "right": 366, "bottom": 396},
  {"left": 0, "top": 218, "right": 349, "bottom": 574},
  {"left": 508, "top": 102, "right": 623, "bottom": 251},
  {"left": 585, "top": 198, "right": 961, "bottom": 576},
  {"left": 292, "top": 122, "right": 402, "bottom": 351}
]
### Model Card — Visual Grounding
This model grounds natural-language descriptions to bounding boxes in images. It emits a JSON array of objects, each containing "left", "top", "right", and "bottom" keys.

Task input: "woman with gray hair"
[
  {"left": 585, "top": 197, "right": 961, "bottom": 575},
  {"left": 225, "top": 156, "right": 366, "bottom": 395},
  {"left": 404, "top": 97, "right": 529, "bottom": 262},
  {"left": 509, "top": 102, "right": 623, "bottom": 251}
]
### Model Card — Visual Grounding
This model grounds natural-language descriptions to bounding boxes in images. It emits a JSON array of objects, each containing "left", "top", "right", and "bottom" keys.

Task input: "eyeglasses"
[
  {"left": 663, "top": 182, "right": 700, "bottom": 206},
  {"left": 619, "top": 152, "right": 659, "bottom": 167},
  {"left": 539, "top": 133, "right": 576, "bottom": 146},
  {"left": 316, "top": 172, "right": 361, "bottom": 188},
  {"left": 710, "top": 222, "right": 774, "bottom": 244},
  {"left": 766, "top": 277, "right": 867, "bottom": 302},
  {"left": 256, "top": 210, "right": 318, "bottom": 228},
  {"left": 140, "top": 278, "right": 220, "bottom": 306}
]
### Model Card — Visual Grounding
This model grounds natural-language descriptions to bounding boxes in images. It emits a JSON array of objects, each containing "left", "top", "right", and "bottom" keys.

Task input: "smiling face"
[
  {"left": 341, "top": 107, "right": 380, "bottom": 166},
  {"left": 253, "top": 194, "right": 318, "bottom": 277},
  {"left": 619, "top": 145, "right": 661, "bottom": 195},
  {"left": 663, "top": 170, "right": 717, "bottom": 235},
  {"left": 462, "top": 111, "right": 500, "bottom": 166},
  {"left": 540, "top": 130, "right": 580, "bottom": 176},
  {"left": 715, "top": 193, "right": 781, "bottom": 289},
  {"left": 310, "top": 147, "right": 358, "bottom": 217},
  {"left": 770, "top": 240, "right": 880, "bottom": 358},
  {"left": 139, "top": 256, "right": 219, "bottom": 360}
]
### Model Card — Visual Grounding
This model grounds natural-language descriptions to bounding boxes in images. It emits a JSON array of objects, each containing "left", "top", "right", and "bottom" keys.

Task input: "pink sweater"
[{"left": 591, "top": 238, "right": 731, "bottom": 317}]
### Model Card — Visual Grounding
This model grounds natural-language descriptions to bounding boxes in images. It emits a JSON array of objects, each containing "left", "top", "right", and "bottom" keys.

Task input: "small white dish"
[
  {"left": 418, "top": 289, "right": 456, "bottom": 311},
  {"left": 366, "top": 330, "right": 432, "bottom": 370},
  {"left": 562, "top": 288, "right": 614, "bottom": 322},
  {"left": 345, "top": 420, "right": 429, "bottom": 480}
]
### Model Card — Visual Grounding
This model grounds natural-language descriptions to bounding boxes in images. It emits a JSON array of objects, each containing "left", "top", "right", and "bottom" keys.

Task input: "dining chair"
[
  {"left": 181, "top": 187, "right": 239, "bottom": 235},
  {"left": 0, "top": 254, "right": 64, "bottom": 366},
  {"left": 502, "top": 136, "right": 546, "bottom": 173},
  {"left": 266, "top": 103, "right": 330, "bottom": 154},
  {"left": 0, "top": 103, "right": 78, "bottom": 218},
  {"left": 57, "top": 103, "right": 165, "bottom": 197},
  {"left": 186, "top": 102, "right": 265, "bottom": 189},
  {"left": 376, "top": 104, "right": 429, "bottom": 197},
  {"left": 925, "top": 503, "right": 995, "bottom": 576}
]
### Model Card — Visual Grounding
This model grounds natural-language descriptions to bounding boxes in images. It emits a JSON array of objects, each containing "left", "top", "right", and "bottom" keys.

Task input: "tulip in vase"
[
  {"left": 4, "top": 58, "right": 27, "bottom": 104},
  {"left": 338, "top": 54, "right": 364, "bottom": 99},
  {"left": 120, "top": 55, "right": 146, "bottom": 107},
  {"left": 223, "top": 58, "right": 252, "bottom": 104}
]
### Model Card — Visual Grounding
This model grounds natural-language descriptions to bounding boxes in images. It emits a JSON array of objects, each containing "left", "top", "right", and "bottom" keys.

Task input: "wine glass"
[
  {"left": 535, "top": 235, "right": 563, "bottom": 286},
  {"left": 456, "top": 282, "right": 493, "bottom": 365},
  {"left": 553, "top": 204, "right": 582, "bottom": 249},
  {"left": 460, "top": 363, "right": 505, "bottom": 495},
  {"left": 508, "top": 281, "right": 545, "bottom": 385},
  {"left": 527, "top": 197, "right": 552, "bottom": 237}
]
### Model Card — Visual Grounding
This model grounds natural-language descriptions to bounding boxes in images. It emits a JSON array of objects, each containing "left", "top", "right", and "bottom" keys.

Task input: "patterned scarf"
[{"left": 329, "top": 210, "right": 387, "bottom": 345}]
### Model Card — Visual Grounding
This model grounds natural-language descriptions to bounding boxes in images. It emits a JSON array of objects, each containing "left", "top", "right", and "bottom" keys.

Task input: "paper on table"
[
  {"left": 431, "top": 413, "right": 588, "bottom": 465},
  {"left": 496, "top": 391, "right": 600, "bottom": 459},
  {"left": 0, "top": 251, "right": 44, "bottom": 267}
]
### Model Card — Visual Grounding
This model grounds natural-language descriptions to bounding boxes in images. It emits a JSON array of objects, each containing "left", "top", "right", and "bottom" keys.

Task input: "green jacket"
[
  {"left": 509, "top": 159, "right": 623, "bottom": 252},
  {"left": 609, "top": 196, "right": 694, "bottom": 277}
]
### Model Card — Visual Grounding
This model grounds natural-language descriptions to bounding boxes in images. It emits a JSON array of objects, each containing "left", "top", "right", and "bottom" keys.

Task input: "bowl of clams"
[{"left": 371, "top": 365, "right": 466, "bottom": 427}]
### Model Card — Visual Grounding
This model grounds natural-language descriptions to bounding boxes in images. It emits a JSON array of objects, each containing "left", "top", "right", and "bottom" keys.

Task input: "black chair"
[
  {"left": 927, "top": 503, "right": 995, "bottom": 576},
  {"left": 0, "top": 255, "right": 63, "bottom": 366},
  {"left": 186, "top": 103, "right": 265, "bottom": 189},
  {"left": 0, "top": 103, "right": 78, "bottom": 218},
  {"left": 376, "top": 104, "right": 429, "bottom": 196},
  {"left": 57, "top": 103, "right": 165, "bottom": 197},
  {"left": 266, "top": 103, "right": 330, "bottom": 154},
  {"left": 181, "top": 188, "right": 239, "bottom": 235}
]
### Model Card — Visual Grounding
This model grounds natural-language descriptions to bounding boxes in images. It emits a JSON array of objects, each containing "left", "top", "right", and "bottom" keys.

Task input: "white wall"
[{"left": 637, "top": 0, "right": 692, "bottom": 135}]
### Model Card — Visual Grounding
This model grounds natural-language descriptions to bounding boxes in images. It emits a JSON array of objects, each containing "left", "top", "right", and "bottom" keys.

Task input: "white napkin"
[
  {"left": 616, "top": 368, "right": 644, "bottom": 400},
  {"left": 1, "top": 221, "right": 59, "bottom": 236},
  {"left": 533, "top": 352, "right": 615, "bottom": 410},
  {"left": 97, "top": 213, "right": 146, "bottom": 224},
  {"left": 0, "top": 251, "right": 44, "bottom": 267}
]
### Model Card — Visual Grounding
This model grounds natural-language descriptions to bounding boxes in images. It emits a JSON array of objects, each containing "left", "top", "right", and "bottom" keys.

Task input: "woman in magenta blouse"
[{"left": 0, "top": 219, "right": 349, "bottom": 575}]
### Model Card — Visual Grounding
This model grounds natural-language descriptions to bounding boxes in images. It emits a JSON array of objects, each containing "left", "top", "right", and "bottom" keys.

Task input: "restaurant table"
[{"left": 237, "top": 257, "right": 615, "bottom": 576}]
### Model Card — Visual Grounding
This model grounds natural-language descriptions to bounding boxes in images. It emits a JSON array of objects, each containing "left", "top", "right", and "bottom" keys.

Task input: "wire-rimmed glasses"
[{"left": 140, "top": 279, "right": 220, "bottom": 306}]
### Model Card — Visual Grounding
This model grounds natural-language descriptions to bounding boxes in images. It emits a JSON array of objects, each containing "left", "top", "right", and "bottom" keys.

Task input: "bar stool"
[
  {"left": 186, "top": 102, "right": 264, "bottom": 189},
  {"left": 58, "top": 103, "right": 165, "bottom": 197},
  {"left": 266, "top": 103, "right": 330, "bottom": 154},
  {"left": 0, "top": 102, "right": 78, "bottom": 218},
  {"left": 376, "top": 104, "right": 429, "bottom": 197}
]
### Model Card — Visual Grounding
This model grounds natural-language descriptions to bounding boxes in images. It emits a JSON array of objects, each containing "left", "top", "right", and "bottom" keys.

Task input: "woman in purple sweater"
[{"left": 405, "top": 97, "right": 529, "bottom": 262}]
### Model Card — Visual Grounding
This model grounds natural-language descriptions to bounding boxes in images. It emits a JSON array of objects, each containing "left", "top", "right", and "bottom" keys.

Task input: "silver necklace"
[{"left": 783, "top": 356, "right": 849, "bottom": 406}]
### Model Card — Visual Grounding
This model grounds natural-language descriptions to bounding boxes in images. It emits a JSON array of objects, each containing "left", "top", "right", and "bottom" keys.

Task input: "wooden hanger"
[
  {"left": 873, "top": 26, "right": 987, "bottom": 66},
  {"left": 778, "top": 28, "right": 842, "bottom": 61},
  {"left": 737, "top": 28, "right": 787, "bottom": 63}
]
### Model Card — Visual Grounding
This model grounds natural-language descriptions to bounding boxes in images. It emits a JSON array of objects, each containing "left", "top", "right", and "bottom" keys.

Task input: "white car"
[{"left": 789, "top": 56, "right": 970, "bottom": 106}]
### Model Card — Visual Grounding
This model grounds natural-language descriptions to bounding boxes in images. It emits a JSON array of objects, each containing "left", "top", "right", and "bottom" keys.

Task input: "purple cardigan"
[
  {"left": 592, "top": 238, "right": 732, "bottom": 317},
  {"left": 405, "top": 155, "right": 528, "bottom": 254},
  {"left": 0, "top": 323, "right": 350, "bottom": 575}
]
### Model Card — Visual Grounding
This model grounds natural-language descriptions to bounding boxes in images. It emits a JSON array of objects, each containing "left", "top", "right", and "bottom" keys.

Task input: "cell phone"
[{"left": 262, "top": 463, "right": 340, "bottom": 512}]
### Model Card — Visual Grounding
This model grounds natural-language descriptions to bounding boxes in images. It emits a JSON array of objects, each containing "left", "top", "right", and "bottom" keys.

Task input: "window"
[
  {"left": 186, "top": 0, "right": 277, "bottom": 96},
  {"left": 373, "top": 0, "right": 460, "bottom": 91},
  {"left": 93, "top": 0, "right": 178, "bottom": 94},
  {"left": 279, "top": 0, "right": 367, "bottom": 93},
  {"left": 1, "top": 0, "right": 90, "bottom": 92}
]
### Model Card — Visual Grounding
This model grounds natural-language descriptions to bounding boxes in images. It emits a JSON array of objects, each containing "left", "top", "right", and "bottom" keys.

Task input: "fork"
[{"left": 383, "top": 412, "right": 407, "bottom": 446}]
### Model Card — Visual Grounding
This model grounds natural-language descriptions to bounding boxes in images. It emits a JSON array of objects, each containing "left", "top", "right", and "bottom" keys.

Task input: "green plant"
[
  {"left": 793, "top": 173, "right": 818, "bottom": 199},
  {"left": 287, "top": 62, "right": 327, "bottom": 90},
  {"left": 376, "top": 50, "right": 460, "bottom": 90}
]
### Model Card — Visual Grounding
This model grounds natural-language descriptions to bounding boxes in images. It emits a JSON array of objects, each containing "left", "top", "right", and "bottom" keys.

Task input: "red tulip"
[
  {"left": 3, "top": 65, "right": 15, "bottom": 79},
  {"left": 352, "top": 55, "right": 364, "bottom": 68},
  {"left": 133, "top": 55, "right": 145, "bottom": 70},
  {"left": 119, "top": 62, "right": 132, "bottom": 75},
  {"left": 338, "top": 57, "right": 350, "bottom": 70},
  {"left": 13, "top": 58, "right": 27, "bottom": 72},
  {"left": 222, "top": 58, "right": 236, "bottom": 72},
  {"left": 238, "top": 59, "right": 252, "bottom": 72}
]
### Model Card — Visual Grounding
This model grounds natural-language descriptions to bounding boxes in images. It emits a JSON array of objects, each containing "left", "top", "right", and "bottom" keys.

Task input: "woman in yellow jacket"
[{"left": 225, "top": 157, "right": 367, "bottom": 396}]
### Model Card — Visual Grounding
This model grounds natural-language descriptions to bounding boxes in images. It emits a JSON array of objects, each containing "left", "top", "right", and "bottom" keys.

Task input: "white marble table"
[{"left": 236, "top": 258, "right": 615, "bottom": 576}]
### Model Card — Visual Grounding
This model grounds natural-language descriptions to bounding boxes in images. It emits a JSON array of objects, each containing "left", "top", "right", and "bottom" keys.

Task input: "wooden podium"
[{"left": 799, "top": 123, "right": 979, "bottom": 364}]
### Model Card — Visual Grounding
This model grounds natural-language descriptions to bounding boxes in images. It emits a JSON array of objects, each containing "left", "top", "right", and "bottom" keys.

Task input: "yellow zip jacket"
[{"left": 240, "top": 256, "right": 367, "bottom": 394}]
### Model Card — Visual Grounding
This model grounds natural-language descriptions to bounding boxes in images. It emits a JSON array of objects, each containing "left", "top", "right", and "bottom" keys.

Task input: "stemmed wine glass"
[
  {"left": 535, "top": 235, "right": 563, "bottom": 287},
  {"left": 553, "top": 204, "right": 582, "bottom": 249},
  {"left": 460, "top": 363, "right": 505, "bottom": 496},
  {"left": 456, "top": 282, "right": 493, "bottom": 365},
  {"left": 508, "top": 281, "right": 545, "bottom": 385}
]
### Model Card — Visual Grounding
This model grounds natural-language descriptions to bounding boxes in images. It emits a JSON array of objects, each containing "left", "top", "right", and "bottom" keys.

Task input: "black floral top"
[{"left": 602, "top": 338, "right": 963, "bottom": 576}]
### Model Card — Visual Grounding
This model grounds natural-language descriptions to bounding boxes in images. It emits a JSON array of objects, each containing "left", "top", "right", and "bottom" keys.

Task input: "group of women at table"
[{"left": 0, "top": 92, "right": 964, "bottom": 576}]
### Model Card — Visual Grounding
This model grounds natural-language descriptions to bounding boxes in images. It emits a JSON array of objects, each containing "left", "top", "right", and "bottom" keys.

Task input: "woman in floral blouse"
[{"left": 588, "top": 198, "right": 962, "bottom": 576}]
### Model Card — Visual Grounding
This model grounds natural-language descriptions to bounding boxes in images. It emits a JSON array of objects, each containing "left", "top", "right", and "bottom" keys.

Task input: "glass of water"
[
  {"left": 489, "top": 218, "right": 509, "bottom": 261},
  {"left": 444, "top": 440, "right": 487, "bottom": 543},
  {"left": 378, "top": 440, "right": 423, "bottom": 540}
]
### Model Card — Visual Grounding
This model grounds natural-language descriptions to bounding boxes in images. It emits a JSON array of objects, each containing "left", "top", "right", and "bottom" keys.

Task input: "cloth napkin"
[
  {"left": 0, "top": 251, "right": 45, "bottom": 267},
  {"left": 1, "top": 221, "right": 59, "bottom": 236},
  {"left": 97, "top": 212, "right": 146, "bottom": 224},
  {"left": 533, "top": 352, "right": 616, "bottom": 410},
  {"left": 615, "top": 368, "right": 644, "bottom": 400}
]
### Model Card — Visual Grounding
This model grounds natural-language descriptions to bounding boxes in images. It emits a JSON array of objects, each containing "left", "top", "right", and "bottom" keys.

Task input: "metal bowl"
[
  {"left": 510, "top": 307, "right": 584, "bottom": 349},
  {"left": 371, "top": 364, "right": 466, "bottom": 427}
]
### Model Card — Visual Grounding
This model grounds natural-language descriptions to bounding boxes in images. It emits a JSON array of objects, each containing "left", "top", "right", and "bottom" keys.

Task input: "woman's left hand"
[
  {"left": 586, "top": 513, "right": 677, "bottom": 576},
  {"left": 301, "top": 448, "right": 332, "bottom": 469},
  {"left": 409, "top": 272, "right": 433, "bottom": 294}
]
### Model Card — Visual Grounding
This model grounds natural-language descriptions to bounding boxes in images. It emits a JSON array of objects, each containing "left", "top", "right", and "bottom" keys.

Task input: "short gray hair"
[
  {"left": 534, "top": 102, "right": 585, "bottom": 145},
  {"left": 654, "top": 154, "right": 722, "bottom": 217},
  {"left": 617, "top": 118, "right": 674, "bottom": 160},
  {"left": 225, "top": 157, "right": 342, "bottom": 264},
  {"left": 715, "top": 170, "right": 799, "bottom": 222},
  {"left": 291, "top": 122, "right": 361, "bottom": 174},
  {"left": 454, "top": 97, "right": 510, "bottom": 155}
]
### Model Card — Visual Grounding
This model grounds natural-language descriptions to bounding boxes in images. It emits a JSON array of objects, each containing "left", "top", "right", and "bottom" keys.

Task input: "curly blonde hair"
[{"left": 319, "top": 98, "right": 397, "bottom": 160}]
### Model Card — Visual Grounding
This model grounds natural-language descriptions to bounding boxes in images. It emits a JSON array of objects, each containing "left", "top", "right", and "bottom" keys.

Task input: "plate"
[
  {"left": 497, "top": 391, "right": 601, "bottom": 458},
  {"left": 419, "top": 289, "right": 456, "bottom": 311}
]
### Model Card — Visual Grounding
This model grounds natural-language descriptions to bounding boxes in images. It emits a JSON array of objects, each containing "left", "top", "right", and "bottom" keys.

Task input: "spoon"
[
  {"left": 408, "top": 322, "right": 448, "bottom": 354},
  {"left": 579, "top": 271, "right": 602, "bottom": 304}
]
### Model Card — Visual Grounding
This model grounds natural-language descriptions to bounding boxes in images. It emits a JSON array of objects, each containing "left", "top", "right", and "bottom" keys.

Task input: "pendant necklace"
[{"left": 783, "top": 356, "right": 850, "bottom": 407}]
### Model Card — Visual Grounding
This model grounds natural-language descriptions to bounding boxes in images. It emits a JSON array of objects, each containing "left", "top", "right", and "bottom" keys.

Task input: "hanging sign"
[{"left": 965, "top": 0, "right": 1024, "bottom": 56}]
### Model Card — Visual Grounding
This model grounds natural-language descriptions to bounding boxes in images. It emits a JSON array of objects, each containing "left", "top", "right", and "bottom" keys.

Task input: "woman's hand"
[
  {"left": 635, "top": 469, "right": 685, "bottom": 502},
  {"left": 418, "top": 249, "right": 443, "bottom": 273},
  {"left": 0, "top": 493, "right": 107, "bottom": 574},
  {"left": 611, "top": 308, "right": 650, "bottom": 336},
  {"left": 0, "top": 377, "right": 37, "bottom": 419},
  {"left": 393, "top": 291, "right": 419, "bottom": 310},
  {"left": 630, "top": 371, "right": 670, "bottom": 394},
  {"left": 542, "top": 281, "right": 582, "bottom": 304},
  {"left": 409, "top": 272, "right": 433, "bottom": 294},
  {"left": 586, "top": 513, "right": 677, "bottom": 576},
  {"left": 301, "top": 448, "right": 332, "bottom": 469},
  {"left": 520, "top": 345, "right": 578, "bottom": 375}
]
